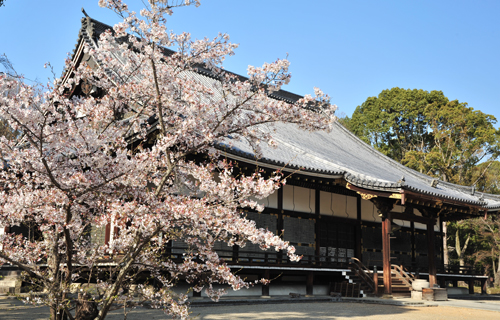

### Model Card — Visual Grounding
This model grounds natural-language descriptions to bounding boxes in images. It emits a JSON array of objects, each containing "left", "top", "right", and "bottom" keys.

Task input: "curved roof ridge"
[
  {"left": 216, "top": 142, "right": 344, "bottom": 176},
  {"left": 333, "top": 121, "right": 478, "bottom": 193}
]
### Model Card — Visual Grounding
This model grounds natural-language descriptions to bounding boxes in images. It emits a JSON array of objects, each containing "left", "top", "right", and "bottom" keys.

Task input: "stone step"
[
  {"left": 0, "top": 287, "right": 19, "bottom": 294},
  {"left": 0, "top": 280, "right": 20, "bottom": 287},
  {"left": 0, "top": 271, "right": 22, "bottom": 277}
]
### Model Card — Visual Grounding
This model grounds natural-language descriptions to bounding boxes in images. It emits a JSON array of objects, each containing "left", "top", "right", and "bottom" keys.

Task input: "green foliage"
[
  {"left": 408, "top": 100, "right": 499, "bottom": 184},
  {"left": 475, "top": 161, "right": 500, "bottom": 195},
  {"left": 347, "top": 87, "right": 500, "bottom": 185},
  {"left": 346, "top": 87, "right": 500, "bottom": 274},
  {"left": 345, "top": 88, "right": 447, "bottom": 163},
  {"left": 470, "top": 217, "right": 500, "bottom": 284},
  {"left": 447, "top": 220, "right": 482, "bottom": 265}
]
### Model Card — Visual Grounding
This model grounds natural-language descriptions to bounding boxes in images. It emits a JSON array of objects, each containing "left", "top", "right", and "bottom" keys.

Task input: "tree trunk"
[
  {"left": 455, "top": 229, "right": 470, "bottom": 274},
  {"left": 459, "top": 258, "right": 465, "bottom": 270},
  {"left": 495, "top": 255, "right": 500, "bottom": 287},
  {"left": 443, "top": 221, "right": 449, "bottom": 266}
]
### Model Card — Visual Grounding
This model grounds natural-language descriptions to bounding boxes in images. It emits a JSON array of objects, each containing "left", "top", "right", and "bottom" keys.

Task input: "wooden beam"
[
  {"left": 404, "top": 189, "right": 483, "bottom": 211},
  {"left": 389, "top": 211, "right": 432, "bottom": 225},
  {"left": 346, "top": 183, "right": 399, "bottom": 199}
]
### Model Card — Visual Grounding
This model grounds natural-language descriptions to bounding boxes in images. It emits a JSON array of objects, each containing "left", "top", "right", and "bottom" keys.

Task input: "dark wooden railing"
[
  {"left": 391, "top": 264, "right": 415, "bottom": 287},
  {"left": 349, "top": 257, "right": 376, "bottom": 292},
  {"left": 166, "top": 245, "right": 352, "bottom": 269},
  {"left": 440, "top": 264, "right": 484, "bottom": 275}
]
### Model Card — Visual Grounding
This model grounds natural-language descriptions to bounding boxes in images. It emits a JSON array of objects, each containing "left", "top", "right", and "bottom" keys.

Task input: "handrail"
[
  {"left": 350, "top": 258, "right": 375, "bottom": 292},
  {"left": 351, "top": 257, "right": 371, "bottom": 272},
  {"left": 391, "top": 264, "right": 414, "bottom": 287}
]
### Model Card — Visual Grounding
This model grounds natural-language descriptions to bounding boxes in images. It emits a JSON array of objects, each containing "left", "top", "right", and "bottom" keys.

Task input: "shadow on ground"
[{"left": 2, "top": 299, "right": 500, "bottom": 320}]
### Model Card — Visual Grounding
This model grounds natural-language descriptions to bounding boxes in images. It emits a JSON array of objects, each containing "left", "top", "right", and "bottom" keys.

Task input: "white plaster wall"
[
  {"left": 319, "top": 191, "right": 357, "bottom": 219},
  {"left": 190, "top": 283, "right": 329, "bottom": 297},
  {"left": 283, "top": 185, "right": 315, "bottom": 213},
  {"left": 392, "top": 204, "right": 410, "bottom": 228},
  {"left": 392, "top": 219, "right": 410, "bottom": 228},
  {"left": 393, "top": 204, "right": 404, "bottom": 212},
  {"left": 413, "top": 208, "right": 440, "bottom": 231},
  {"left": 360, "top": 199, "right": 382, "bottom": 223},
  {"left": 249, "top": 191, "right": 278, "bottom": 209}
]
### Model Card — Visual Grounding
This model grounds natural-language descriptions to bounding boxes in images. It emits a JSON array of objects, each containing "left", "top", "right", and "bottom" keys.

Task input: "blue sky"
[{"left": 1, "top": 0, "right": 499, "bottom": 123}]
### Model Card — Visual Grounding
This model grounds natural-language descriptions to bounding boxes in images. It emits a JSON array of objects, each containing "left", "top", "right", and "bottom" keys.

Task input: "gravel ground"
[{"left": 1, "top": 300, "right": 500, "bottom": 320}]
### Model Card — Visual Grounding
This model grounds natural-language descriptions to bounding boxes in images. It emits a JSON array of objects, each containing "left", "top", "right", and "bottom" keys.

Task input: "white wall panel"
[
  {"left": 283, "top": 185, "right": 315, "bottom": 213},
  {"left": 319, "top": 191, "right": 356, "bottom": 218},
  {"left": 249, "top": 191, "right": 278, "bottom": 209},
  {"left": 361, "top": 199, "right": 382, "bottom": 222}
]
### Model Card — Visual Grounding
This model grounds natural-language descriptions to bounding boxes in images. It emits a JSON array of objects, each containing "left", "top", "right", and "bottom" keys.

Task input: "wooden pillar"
[
  {"left": 104, "top": 223, "right": 111, "bottom": 245},
  {"left": 232, "top": 241, "right": 239, "bottom": 263},
  {"left": 372, "top": 198, "right": 395, "bottom": 296},
  {"left": 410, "top": 221, "right": 416, "bottom": 268},
  {"left": 382, "top": 213, "right": 392, "bottom": 294},
  {"left": 468, "top": 279, "right": 475, "bottom": 294},
  {"left": 306, "top": 272, "right": 314, "bottom": 296},
  {"left": 439, "top": 216, "right": 445, "bottom": 272},
  {"left": 277, "top": 188, "right": 284, "bottom": 264},
  {"left": 439, "top": 279, "right": 446, "bottom": 288},
  {"left": 427, "top": 220, "right": 437, "bottom": 287},
  {"left": 481, "top": 279, "right": 487, "bottom": 294},
  {"left": 355, "top": 196, "right": 362, "bottom": 260},
  {"left": 262, "top": 269, "right": 270, "bottom": 297},
  {"left": 193, "top": 288, "right": 201, "bottom": 297},
  {"left": 315, "top": 189, "right": 321, "bottom": 264}
]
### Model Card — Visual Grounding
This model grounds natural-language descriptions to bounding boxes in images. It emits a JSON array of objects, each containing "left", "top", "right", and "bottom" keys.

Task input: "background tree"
[
  {"left": 478, "top": 217, "right": 500, "bottom": 286},
  {"left": 343, "top": 88, "right": 448, "bottom": 164},
  {"left": 345, "top": 87, "right": 500, "bottom": 270},
  {"left": 475, "top": 161, "right": 500, "bottom": 195},
  {"left": 0, "top": 1, "right": 336, "bottom": 319},
  {"left": 404, "top": 100, "right": 500, "bottom": 185},
  {"left": 469, "top": 161, "right": 500, "bottom": 286}
]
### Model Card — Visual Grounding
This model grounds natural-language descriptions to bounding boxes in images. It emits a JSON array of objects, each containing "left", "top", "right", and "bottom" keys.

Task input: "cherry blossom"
[{"left": 0, "top": 1, "right": 336, "bottom": 319}]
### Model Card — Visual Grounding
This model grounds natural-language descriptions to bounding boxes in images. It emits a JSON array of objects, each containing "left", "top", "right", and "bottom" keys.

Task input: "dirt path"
[{"left": 1, "top": 301, "right": 499, "bottom": 319}]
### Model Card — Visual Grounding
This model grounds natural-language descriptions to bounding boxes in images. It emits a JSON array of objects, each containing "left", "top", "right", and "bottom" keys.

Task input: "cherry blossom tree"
[{"left": 0, "top": 1, "right": 336, "bottom": 319}]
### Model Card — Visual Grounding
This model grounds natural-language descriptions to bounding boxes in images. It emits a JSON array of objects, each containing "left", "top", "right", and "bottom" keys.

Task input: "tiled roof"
[
  {"left": 69, "top": 17, "right": 500, "bottom": 211},
  {"left": 222, "top": 121, "right": 500, "bottom": 209}
]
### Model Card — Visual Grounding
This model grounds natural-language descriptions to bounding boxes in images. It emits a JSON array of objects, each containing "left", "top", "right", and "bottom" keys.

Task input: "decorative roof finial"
[
  {"left": 430, "top": 179, "right": 439, "bottom": 188},
  {"left": 397, "top": 175, "right": 406, "bottom": 186},
  {"left": 82, "top": 7, "right": 89, "bottom": 18}
]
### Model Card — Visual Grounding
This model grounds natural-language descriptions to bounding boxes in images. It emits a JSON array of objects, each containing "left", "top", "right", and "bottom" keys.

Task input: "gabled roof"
[{"left": 67, "top": 16, "right": 500, "bottom": 212}]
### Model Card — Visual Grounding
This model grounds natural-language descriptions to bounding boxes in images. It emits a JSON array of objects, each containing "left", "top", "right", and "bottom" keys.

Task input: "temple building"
[{"left": 4, "top": 15, "right": 498, "bottom": 297}]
